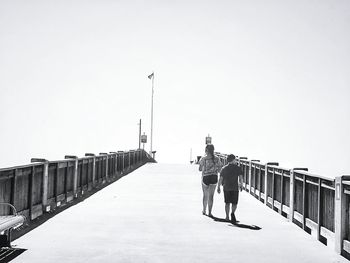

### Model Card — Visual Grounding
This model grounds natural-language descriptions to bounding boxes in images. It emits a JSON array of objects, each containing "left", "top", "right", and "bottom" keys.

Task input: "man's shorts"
[
  {"left": 202, "top": 174, "right": 218, "bottom": 186},
  {"left": 224, "top": 190, "right": 239, "bottom": 204}
]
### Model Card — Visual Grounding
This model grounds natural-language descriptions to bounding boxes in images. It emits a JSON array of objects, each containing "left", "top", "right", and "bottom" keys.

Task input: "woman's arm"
[{"left": 198, "top": 158, "right": 203, "bottom": 171}]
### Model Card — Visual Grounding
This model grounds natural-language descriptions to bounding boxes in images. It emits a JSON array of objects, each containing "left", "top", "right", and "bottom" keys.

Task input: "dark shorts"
[
  {"left": 202, "top": 174, "right": 218, "bottom": 186},
  {"left": 224, "top": 190, "right": 239, "bottom": 204}
]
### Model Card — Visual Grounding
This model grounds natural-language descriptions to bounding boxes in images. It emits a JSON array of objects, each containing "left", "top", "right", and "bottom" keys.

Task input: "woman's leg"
[
  {"left": 202, "top": 183, "right": 209, "bottom": 214},
  {"left": 208, "top": 184, "right": 217, "bottom": 216}
]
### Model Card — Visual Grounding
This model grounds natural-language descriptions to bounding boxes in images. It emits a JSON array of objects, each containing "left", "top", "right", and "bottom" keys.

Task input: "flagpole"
[{"left": 150, "top": 72, "right": 154, "bottom": 155}]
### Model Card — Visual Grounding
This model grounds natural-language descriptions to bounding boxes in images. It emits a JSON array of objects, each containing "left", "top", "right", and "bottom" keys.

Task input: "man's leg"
[
  {"left": 231, "top": 191, "right": 239, "bottom": 223},
  {"left": 208, "top": 184, "right": 216, "bottom": 216},
  {"left": 225, "top": 203, "right": 230, "bottom": 220},
  {"left": 232, "top": 204, "right": 237, "bottom": 214}
]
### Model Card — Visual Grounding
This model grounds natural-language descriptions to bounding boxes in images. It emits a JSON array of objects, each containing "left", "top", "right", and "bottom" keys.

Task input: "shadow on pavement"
[{"left": 207, "top": 215, "right": 262, "bottom": 230}]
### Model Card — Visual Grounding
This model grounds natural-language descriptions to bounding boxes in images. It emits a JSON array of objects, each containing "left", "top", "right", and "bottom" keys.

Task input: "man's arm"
[
  {"left": 217, "top": 176, "right": 223, "bottom": 194},
  {"left": 238, "top": 174, "right": 243, "bottom": 191}
]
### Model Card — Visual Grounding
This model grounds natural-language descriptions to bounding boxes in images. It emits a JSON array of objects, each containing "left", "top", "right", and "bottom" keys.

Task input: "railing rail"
[
  {"left": 0, "top": 149, "right": 154, "bottom": 222},
  {"left": 216, "top": 153, "right": 350, "bottom": 259}
]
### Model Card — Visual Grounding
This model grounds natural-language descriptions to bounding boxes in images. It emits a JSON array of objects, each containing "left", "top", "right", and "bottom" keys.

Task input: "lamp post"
[
  {"left": 148, "top": 72, "right": 154, "bottom": 154},
  {"left": 138, "top": 119, "right": 141, "bottom": 149}
]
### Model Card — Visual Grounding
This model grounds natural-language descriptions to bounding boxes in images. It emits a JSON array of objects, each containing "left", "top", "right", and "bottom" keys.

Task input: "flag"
[{"left": 148, "top": 72, "right": 154, "bottom": 80}]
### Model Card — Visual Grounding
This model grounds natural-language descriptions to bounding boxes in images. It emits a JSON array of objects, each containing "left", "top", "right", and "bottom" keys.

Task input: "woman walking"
[{"left": 199, "top": 144, "right": 222, "bottom": 217}]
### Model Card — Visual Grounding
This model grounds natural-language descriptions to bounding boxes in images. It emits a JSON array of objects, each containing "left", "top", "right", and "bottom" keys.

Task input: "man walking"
[{"left": 217, "top": 154, "right": 243, "bottom": 223}]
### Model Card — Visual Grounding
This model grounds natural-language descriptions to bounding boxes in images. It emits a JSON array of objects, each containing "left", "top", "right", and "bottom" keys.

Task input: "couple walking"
[{"left": 198, "top": 144, "right": 243, "bottom": 223}]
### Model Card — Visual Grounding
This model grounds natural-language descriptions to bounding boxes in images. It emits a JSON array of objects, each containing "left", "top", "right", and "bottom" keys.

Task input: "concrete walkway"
[{"left": 12, "top": 163, "right": 347, "bottom": 263}]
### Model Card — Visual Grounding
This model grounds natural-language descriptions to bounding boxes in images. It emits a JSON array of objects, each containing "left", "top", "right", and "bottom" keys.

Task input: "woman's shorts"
[
  {"left": 224, "top": 190, "right": 239, "bottom": 204},
  {"left": 202, "top": 174, "right": 218, "bottom": 186}
]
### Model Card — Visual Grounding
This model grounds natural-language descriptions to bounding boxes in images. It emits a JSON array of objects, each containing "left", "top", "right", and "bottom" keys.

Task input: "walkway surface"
[{"left": 12, "top": 163, "right": 347, "bottom": 263}]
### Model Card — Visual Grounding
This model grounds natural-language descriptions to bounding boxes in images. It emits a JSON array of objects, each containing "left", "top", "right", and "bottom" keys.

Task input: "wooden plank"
[
  {"left": 321, "top": 226, "right": 335, "bottom": 243},
  {"left": 66, "top": 192, "right": 74, "bottom": 202},
  {"left": 294, "top": 211, "right": 303, "bottom": 223},
  {"left": 267, "top": 197, "right": 273, "bottom": 205},
  {"left": 344, "top": 240, "right": 350, "bottom": 254},
  {"left": 321, "top": 182, "right": 335, "bottom": 191},
  {"left": 57, "top": 162, "right": 68, "bottom": 169},
  {"left": 305, "top": 218, "right": 318, "bottom": 236},
  {"left": 56, "top": 194, "right": 65, "bottom": 203},
  {"left": 31, "top": 204, "right": 43, "bottom": 220},
  {"left": 16, "top": 168, "right": 32, "bottom": 177},
  {"left": 295, "top": 176, "right": 304, "bottom": 182},
  {"left": 306, "top": 179, "right": 319, "bottom": 186},
  {"left": 282, "top": 204, "right": 290, "bottom": 215},
  {"left": 274, "top": 200, "right": 282, "bottom": 211}
]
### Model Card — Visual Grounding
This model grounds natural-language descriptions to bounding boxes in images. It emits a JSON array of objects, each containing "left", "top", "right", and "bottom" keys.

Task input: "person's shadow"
[{"left": 208, "top": 215, "right": 262, "bottom": 230}]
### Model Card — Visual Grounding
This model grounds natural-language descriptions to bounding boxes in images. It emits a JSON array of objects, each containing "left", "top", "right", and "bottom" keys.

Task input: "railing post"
[
  {"left": 117, "top": 151, "right": 124, "bottom": 174},
  {"left": 238, "top": 157, "right": 247, "bottom": 190},
  {"left": 29, "top": 166, "right": 35, "bottom": 219},
  {"left": 31, "top": 158, "right": 50, "bottom": 211},
  {"left": 317, "top": 178, "right": 321, "bottom": 241},
  {"left": 133, "top": 150, "right": 136, "bottom": 167},
  {"left": 249, "top": 161, "right": 252, "bottom": 195},
  {"left": 73, "top": 158, "right": 79, "bottom": 197},
  {"left": 10, "top": 169, "right": 18, "bottom": 208},
  {"left": 265, "top": 164, "right": 269, "bottom": 205},
  {"left": 64, "top": 155, "right": 78, "bottom": 198},
  {"left": 99, "top": 153, "right": 108, "bottom": 182},
  {"left": 280, "top": 170, "right": 284, "bottom": 215},
  {"left": 110, "top": 152, "right": 118, "bottom": 177},
  {"left": 85, "top": 153, "right": 96, "bottom": 187},
  {"left": 123, "top": 152, "right": 125, "bottom": 172},
  {"left": 265, "top": 163, "right": 279, "bottom": 207},
  {"left": 289, "top": 169, "right": 295, "bottom": 221},
  {"left": 251, "top": 160, "right": 260, "bottom": 197},
  {"left": 335, "top": 175, "right": 346, "bottom": 254}
]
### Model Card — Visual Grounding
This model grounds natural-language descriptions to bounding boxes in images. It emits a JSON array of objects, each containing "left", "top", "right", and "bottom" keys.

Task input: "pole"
[
  {"left": 138, "top": 119, "right": 141, "bottom": 149},
  {"left": 150, "top": 72, "right": 154, "bottom": 154}
]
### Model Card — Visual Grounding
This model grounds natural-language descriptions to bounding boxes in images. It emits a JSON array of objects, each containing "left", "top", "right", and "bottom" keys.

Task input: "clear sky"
[{"left": 0, "top": 0, "right": 349, "bottom": 178}]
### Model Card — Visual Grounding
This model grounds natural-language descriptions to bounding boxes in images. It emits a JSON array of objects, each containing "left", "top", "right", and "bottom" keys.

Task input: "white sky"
[{"left": 1, "top": 0, "right": 349, "bottom": 178}]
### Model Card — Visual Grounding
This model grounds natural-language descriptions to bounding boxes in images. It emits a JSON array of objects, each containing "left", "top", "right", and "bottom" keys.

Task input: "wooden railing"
[
  {"left": 0, "top": 149, "right": 153, "bottom": 222},
  {"left": 216, "top": 153, "right": 350, "bottom": 259}
]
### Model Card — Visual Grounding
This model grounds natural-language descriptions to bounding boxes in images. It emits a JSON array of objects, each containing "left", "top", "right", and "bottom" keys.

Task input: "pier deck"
[{"left": 11, "top": 163, "right": 347, "bottom": 263}]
